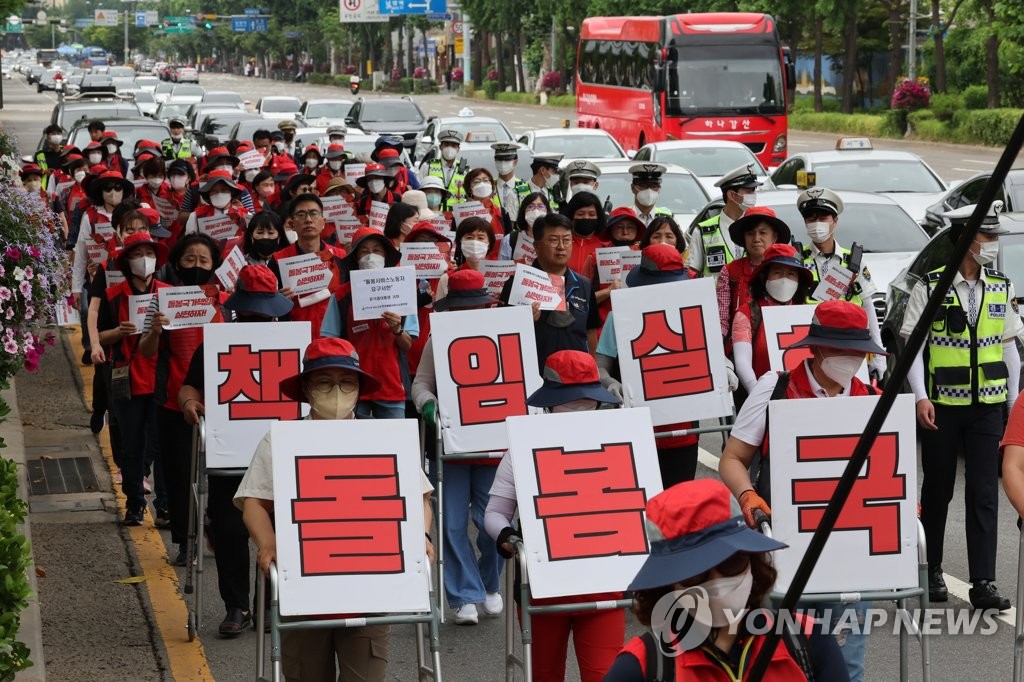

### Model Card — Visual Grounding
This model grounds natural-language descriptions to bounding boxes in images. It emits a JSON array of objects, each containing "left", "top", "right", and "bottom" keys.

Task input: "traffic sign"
[
  {"left": 452, "top": 20, "right": 462, "bottom": 34},
  {"left": 379, "top": 0, "right": 446, "bottom": 16},
  {"left": 243, "top": 7, "right": 260, "bottom": 15},
  {"left": 94, "top": 9, "right": 119, "bottom": 26},
  {"left": 6, "top": 15, "right": 22, "bottom": 32},
  {"left": 231, "top": 16, "right": 267, "bottom": 32},
  {"left": 135, "top": 10, "right": 157, "bottom": 27},
  {"left": 426, "top": 12, "right": 451, "bottom": 20},
  {"left": 338, "top": 0, "right": 386, "bottom": 24}
]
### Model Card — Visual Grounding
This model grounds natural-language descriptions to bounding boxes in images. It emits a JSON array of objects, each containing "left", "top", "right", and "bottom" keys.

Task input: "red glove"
[{"left": 739, "top": 489, "right": 771, "bottom": 529}]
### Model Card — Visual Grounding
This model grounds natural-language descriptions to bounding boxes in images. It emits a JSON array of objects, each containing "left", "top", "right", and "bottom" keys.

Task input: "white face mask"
[
  {"left": 147, "top": 177, "right": 164, "bottom": 190},
  {"left": 973, "top": 241, "right": 999, "bottom": 266},
  {"left": 495, "top": 160, "right": 514, "bottom": 175},
  {"left": 285, "top": 229, "right": 298, "bottom": 244},
  {"left": 208, "top": 191, "right": 232, "bottom": 209},
  {"left": 308, "top": 385, "right": 357, "bottom": 420},
  {"left": 88, "top": 153, "right": 103, "bottom": 165},
  {"left": 24, "top": 180, "right": 41, "bottom": 193},
  {"left": 702, "top": 567, "right": 753, "bottom": 628},
  {"left": 440, "top": 146, "right": 458, "bottom": 162},
  {"left": 636, "top": 188, "right": 659, "bottom": 206},
  {"left": 305, "top": 158, "right": 319, "bottom": 170},
  {"left": 244, "top": 169, "right": 259, "bottom": 183},
  {"left": 105, "top": 143, "right": 119, "bottom": 155},
  {"left": 471, "top": 182, "right": 493, "bottom": 199},
  {"left": 461, "top": 239, "right": 488, "bottom": 261},
  {"left": 551, "top": 398, "right": 599, "bottom": 413},
  {"left": 273, "top": 141, "right": 286, "bottom": 153},
  {"left": 129, "top": 255, "right": 156, "bottom": 278},
  {"left": 571, "top": 183, "right": 594, "bottom": 196},
  {"left": 805, "top": 221, "right": 833, "bottom": 244},
  {"left": 765, "top": 277, "right": 799, "bottom": 303},
  {"left": 48, "top": 134, "right": 62, "bottom": 145},
  {"left": 740, "top": 192, "right": 757, "bottom": 210},
  {"left": 74, "top": 170, "right": 87, "bottom": 183},
  {"left": 170, "top": 175, "right": 188, "bottom": 190},
  {"left": 328, "top": 160, "right": 343, "bottom": 171},
  {"left": 525, "top": 208, "right": 546, "bottom": 227},
  {"left": 170, "top": 133, "right": 182, "bottom": 142},
  {"left": 425, "top": 193, "right": 443, "bottom": 209},
  {"left": 544, "top": 172, "right": 559, "bottom": 189},
  {"left": 367, "top": 179, "right": 386, "bottom": 195},
  {"left": 820, "top": 354, "right": 864, "bottom": 386},
  {"left": 359, "top": 253, "right": 386, "bottom": 270}
]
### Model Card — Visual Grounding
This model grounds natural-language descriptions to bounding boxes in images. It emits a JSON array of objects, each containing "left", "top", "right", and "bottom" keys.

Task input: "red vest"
[
  {"left": 105, "top": 279, "right": 167, "bottom": 396},
  {"left": 333, "top": 283, "right": 407, "bottom": 402},
  {"left": 722, "top": 257, "right": 758, "bottom": 335},
  {"left": 272, "top": 241, "right": 347, "bottom": 339},
  {"left": 735, "top": 298, "right": 787, "bottom": 382},
  {"left": 156, "top": 289, "right": 227, "bottom": 410}
]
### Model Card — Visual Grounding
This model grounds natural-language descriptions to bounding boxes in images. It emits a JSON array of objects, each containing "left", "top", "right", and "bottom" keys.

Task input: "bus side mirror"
[{"left": 653, "top": 64, "right": 666, "bottom": 92}]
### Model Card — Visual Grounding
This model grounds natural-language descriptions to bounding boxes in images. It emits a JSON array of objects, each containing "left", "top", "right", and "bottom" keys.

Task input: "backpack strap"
[
  {"left": 752, "top": 371, "right": 790, "bottom": 500},
  {"left": 749, "top": 300, "right": 763, "bottom": 341},
  {"left": 639, "top": 631, "right": 674, "bottom": 682}
]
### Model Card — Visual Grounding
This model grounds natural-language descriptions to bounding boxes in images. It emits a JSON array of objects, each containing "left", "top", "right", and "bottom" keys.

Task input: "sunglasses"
[
  {"left": 678, "top": 553, "right": 751, "bottom": 589},
  {"left": 102, "top": 185, "right": 123, "bottom": 193}
]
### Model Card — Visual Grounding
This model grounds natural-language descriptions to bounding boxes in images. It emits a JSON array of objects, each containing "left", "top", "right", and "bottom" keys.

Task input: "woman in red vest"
[
  {"left": 605, "top": 479, "right": 849, "bottom": 681},
  {"left": 732, "top": 243, "right": 814, "bottom": 395},
  {"left": 183, "top": 169, "right": 249, "bottom": 257}
]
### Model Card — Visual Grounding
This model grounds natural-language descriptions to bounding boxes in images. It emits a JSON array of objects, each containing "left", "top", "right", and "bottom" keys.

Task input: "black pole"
[{"left": 747, "top": 111, "right": 1024, "bottom": 681}]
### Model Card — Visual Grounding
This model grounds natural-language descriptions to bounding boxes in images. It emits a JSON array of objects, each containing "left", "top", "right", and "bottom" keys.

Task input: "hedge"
[
  {"left": 792, "top": 106, "right": 1023, "bottom": 147},
  {"left": 788, "top": 112, "right": 892, "bottom": 137},
  {"left": 496, "top": 92, "right": 539, "bottom": 105},
  {"left": 952, "top": 108, "right": 1024, "bottom": 146},
  {"left": 547, "top": 94, "right": 576, "bottom": 108}
]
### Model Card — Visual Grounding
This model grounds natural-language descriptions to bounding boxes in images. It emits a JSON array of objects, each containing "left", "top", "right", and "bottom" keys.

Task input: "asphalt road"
[{"left": 6, "top": 72, "right": 1024, "bottom": 680}]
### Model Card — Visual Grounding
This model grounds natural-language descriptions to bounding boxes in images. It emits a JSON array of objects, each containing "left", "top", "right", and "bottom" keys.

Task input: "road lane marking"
[
  {"left": 68, "top": 326, "right": 215, "bottom": 681},
  {"left": 941, "top": 572, "right": 1016, "bottom": 627}
]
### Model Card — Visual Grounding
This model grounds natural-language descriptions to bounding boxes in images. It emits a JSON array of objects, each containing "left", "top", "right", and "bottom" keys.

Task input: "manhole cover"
[{"left": 27, "top": 457, "right": 99, "bottom": 495}]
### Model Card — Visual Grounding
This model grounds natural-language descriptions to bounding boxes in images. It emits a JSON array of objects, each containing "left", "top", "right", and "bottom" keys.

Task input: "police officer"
[
  {"left": 628, "top": 163, "right": 672, "bottom": 227},
  {"left": 685, "top": 163, "right": 760, "bottom": 278},
  {"left": 491, "top": 142, "right": 529, "bottom": 220},
  {"left": 422, "top": 129, "right": 467, "bottom": 209},
  {"left": 277, "top": 120, "right": 300, "bottom": 161},
  {"left": 903, "top": 202, "right": 1020, "bottom": 611},
  {"left": 35, "top": 124, "right": 64, "bottom": 188},
  {"left": 564, "top": 159, "right": 601, "bottom": 198},
  {"left": 326, "top": 124, "right": 347, "bottom": 147},
  {"left": 797, "top": 187, "right": 885, "bottom": 379},
  {"left": 161, "top": 117, "right": 193, "bottom": 161},
  {"left": 526, "top": 152, "right": 563, "bottom": 207}
]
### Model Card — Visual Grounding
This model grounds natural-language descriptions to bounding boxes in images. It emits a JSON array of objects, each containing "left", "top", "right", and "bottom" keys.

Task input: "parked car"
[
  {"left": 632, "top": 140, "right": 774, "bottom": 194},
  {"left": 299, "top": 98, "right": 354, "bottom": 128},
  {"left": 344, "top": 96, "right": 428, "bottom": 149},
  {"left": 170, "top": 84, "right": 205, "bottom": 104},
  {"left": 201, "top": 90, "right": 247, "bottom": 109},
  {"left": 51, "top": 95, "right": 144, "bottom": 130},
  {"left": 256, "top": 96, "right": 302, "bottom": 120},
  {"left": 573, "top": 160, "right": 712, "bottom": 228},
  {"left": 517, "top": 127, "right": 627, "bottom": 162},
  {"left": 415, "top": 110, "right": 519, "bottom": 176},
  {"left": 922, "top": 169, "right": 1024, "bottom": 233},
  {"left": 174, "top": 66, "right": 199, "bottom": 83}
]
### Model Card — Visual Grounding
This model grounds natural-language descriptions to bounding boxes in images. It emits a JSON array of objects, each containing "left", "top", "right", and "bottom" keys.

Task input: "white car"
[
  {"left": 256, "top": 96, "right": 302, "bottom": 121},
  {"left": 169, "top": 83, "right": 205, "bottom": 104},
  {"left": 573, "top": 160, "right": 711, "bottom": 227},
  {"left": 632, "top": 140, "right": 774, "bottom": 194},
  {"left": 299, "top": 99, "right": 354, "bottom": 128},
  {"left": 517, "top": 127, "right": 627, "bottom": 161}
]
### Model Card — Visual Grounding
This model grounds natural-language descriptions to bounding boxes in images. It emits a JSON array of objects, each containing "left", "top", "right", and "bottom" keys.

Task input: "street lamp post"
[{"left": 908, "top": 0, "right": 918, "bottom": 81}]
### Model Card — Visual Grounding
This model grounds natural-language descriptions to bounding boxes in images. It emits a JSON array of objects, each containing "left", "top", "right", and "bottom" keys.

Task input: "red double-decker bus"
[{"left": 576, "top": 13, "right": 795, "bottom": 169}]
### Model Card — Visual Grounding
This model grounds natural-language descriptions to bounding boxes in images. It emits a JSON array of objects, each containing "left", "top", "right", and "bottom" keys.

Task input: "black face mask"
[
  {"left": 252, "top": 238, "right": 279, "bottom": 257},
  {"left": 178, "top": 266, "right": 213, "bottom": 286},
  {"left": 574, "top": 219, "right": 600, "bottom": 237},
  {"left": 283, "top": 132, "right": 295, "bottom": 143}
]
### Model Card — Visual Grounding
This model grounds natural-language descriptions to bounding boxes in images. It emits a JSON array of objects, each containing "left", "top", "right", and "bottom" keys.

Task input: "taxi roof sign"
[{"left": 835, "top": 137, "right": 873, "bottom": 150}]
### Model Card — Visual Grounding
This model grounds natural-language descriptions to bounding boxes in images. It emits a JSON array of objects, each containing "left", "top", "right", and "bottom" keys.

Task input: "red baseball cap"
[
  {"left": 527, "top": 350, "right": 621, "bottom": 408},
  {"left": 433, "top": 269, "right": 495, "bottom": 312},
  {"left": 625, "top": 243, "right": 688, "bottom": 288},
  {"left": 280, "top": 337, "right": 381, "bottom": 401},
  {"left": 790, "top": 299, "right": 887, "bottom": 354},
  {"left": 224, "top": 264, "right": 294, "bottom": 318}
]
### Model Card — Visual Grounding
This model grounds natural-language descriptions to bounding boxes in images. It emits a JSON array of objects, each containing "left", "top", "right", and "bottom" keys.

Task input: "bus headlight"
[{"left": 773, "top": 135, "right": 787, "bottom": 153}]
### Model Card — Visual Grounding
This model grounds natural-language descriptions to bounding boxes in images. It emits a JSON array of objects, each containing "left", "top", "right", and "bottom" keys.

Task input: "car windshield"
[
  {"left": 109, "top": 67, "right": 134, "bottom": 78},
  {"left": 361, "top": 101, "right": 424, "bottom": 123},
  {"left": 205, "top": 93, "right": 242, "bottom": 104},
  {"left": 305, "top": 102, "right": 352, "bottom": 118},
  {"left": 667, "top": 44, "right": 786, "bottom": 116},
  {"left": 231, "top": 119, "right": 275, "bottom": 142},
  {"left": 655, "top": 147, "right": 764, "bottom": 176},
  {"left": 440, "top": 121, "right": 511, "bottom": 143},
  {"left": 534, "top": 134, "right": 623, "bottom": 158},
  {"left": 133, "top": 92, "right": 155, "bottom": 103},
  {"left": 811, "top": 160, "right": 946, "bottom": 193},
  {"left": 767, "top": 201, "right": 929, "bottom": 252},
  {"left": 262, "top": 98, "right": 300, "bottom": 112},
  {"left": 157, "top": 102, "right": 191, "bottom": 118},
  {"left": 59, "top": 105, "right": 139, "bottom": 127},
  {"left": 598, "top": 172, "right": 710, "bottom": 215},
  {"left": 205, "top": 114, "right": 255, "bottom": 134},
  {"left": 70, "top": 124, "right": 169, "bottom": 154},
  {"left": 155, "top": 83, "right": 173, "bottom": 94},
  {"left": 173, "top": 85, "right": 203, "bottom": 96}
]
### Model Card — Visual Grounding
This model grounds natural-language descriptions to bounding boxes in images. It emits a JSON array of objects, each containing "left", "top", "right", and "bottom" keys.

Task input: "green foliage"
[
  {"left": 962, "top": 85, "right": 989, "bottom": 110},
  {"left": 306, "top": 73, "right": 333, "bottom": 86},
  {"left": 879, "top": 109, "right": 907, "bottom": 137},
  {"left": 0, "top": 424, "right": 33, "bottom": 679},
  {"left": 789, "top": 112, "right": 893, "bottom": 138},
  {"left": 496, "top": 92, "right": 540, "bottom": 105},
  {"left": 547, "top": 94, "right": 577, "bottom": 108},
  {"left": 483, "top": 79, "right": 499, "bottom": 100},
  {"left": 930, "top": 93, "right": 962, "bottom": 122},
  {"left": 952, "top": 109, "right": 1024, "bottom": 146}
]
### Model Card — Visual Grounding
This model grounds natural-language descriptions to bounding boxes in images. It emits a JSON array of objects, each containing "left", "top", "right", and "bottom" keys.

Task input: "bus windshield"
[{"left": 667, "top": 44, "right": 785, "bottom": 117}]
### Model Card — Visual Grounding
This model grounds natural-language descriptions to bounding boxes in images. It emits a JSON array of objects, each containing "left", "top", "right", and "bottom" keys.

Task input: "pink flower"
[
  {"left": 19, "top": 280, "right": 32, "bottom": 297},
  {"left": 5, "top": 247, "right": 20, "bottom": 261},
  {"left": 24, "top": 306, "right": 33, "bottom": 320},
  {"left": 27, "top": 247, "right": 40, "bottom": 258},
  {"left": 22, "top": 267, "right": 32, "bottom": 280},
  {"left": 6, "top": 309, "right": 14, "bottom": 320},
  {"left": 0, "top": 288, "right": 11, "bottom": 302},
  {"left": 4, "top": 339, "right": 18, "bottom": 354}
]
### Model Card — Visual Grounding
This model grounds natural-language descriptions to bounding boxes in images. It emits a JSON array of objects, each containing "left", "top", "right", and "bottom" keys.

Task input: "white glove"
[
  {"left": 725, "top": 358, "right": 739, "bottom": 392},
  {"left": 869, "top": 354, "right": 887, "bottom": 382},
  {"left": 606, "top": 380, "right": 623, "bottom": 400}
]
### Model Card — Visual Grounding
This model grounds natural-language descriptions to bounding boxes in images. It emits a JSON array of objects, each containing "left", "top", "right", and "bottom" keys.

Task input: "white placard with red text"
[
  {"left": 278, "top": 252, "right": 333, "bottom": 298},
  {"left": 238, "top": 149, "right": 266, "bottom": 171},
  {"left": 203, "top": 321, "right": 311, "bottom": 469},
  {"left": 215, "top": 245, "right": 246, "bottom": 291},
  {"left": 321, "top": 195, "right": 355, "bottom": 223},
  {"left": 512, "top": 233, "right": 537, "bottom": 264},
  {"left": 333, "top": 216, "right": 364, "bottom": 250},
  {"left": 505, "top": 408, "right": 662, "bottom": 598},
  {"left": 368, "top": 201, "right": 389, "bottom": 231},
  {"left": 54, "top": 298, "right": 81, "bottom": 326},
  {"left": 400, "top": 242, "right": 451, "bottom": 279},
  {"left": 105, "top": 269, "right": 125, "bottom": 289},
  {"left": 429, "top": 306, "right": 543, "bottom": 453},
  {"left": 596, "top": 246, "right": 628, "bottom": 283},
  {"left": 349, "top": 266, "right": 417, "bottom": 321},
  {"left": 508, "top": 263, "right": 566, "bottom": 311},
  {"left": 157, "top": 286, "right": 219, "bottom": 330},
  {"left": 768, "top": 394, "right": 918, "bottom": 593},
  {"left": 619, "top": 250, "right": 641, "bottom": 285},
  {"left": 760, "top": 305, "right": 870, "bottom": 383},
  {"left": 811, "top": 265, "right": 855, "bottom": 302},
  {"left": 344, "top": 163, "right": 366, "bottom": 186},
  {"left": 480, "top": 260, "right": 516, "bottom": 297},
  {"left": 611, "top": 278, "right": 732, "bottom": 425},
  {"left": 451, "top": 200, "right": 490, "bottom": 227},
  {"left": 197, "top": 214, "right": 240, "bottom": 241},
  {"left": 152, "top": 196, "right": 178, "bottom": 223},
  {"left": 86, "top": 241, "right": 109, "bottom": 265},
  {"left": 271, "top": 419, "right": 430, "bottom": 615},
  {"left": 127, "top": 294, "right": 155, "bottom": 334}
]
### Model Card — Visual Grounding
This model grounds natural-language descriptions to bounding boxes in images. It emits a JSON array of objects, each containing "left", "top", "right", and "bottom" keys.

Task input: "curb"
[{"left": 6, "top": 377, "right": 46, "bottom": 682}]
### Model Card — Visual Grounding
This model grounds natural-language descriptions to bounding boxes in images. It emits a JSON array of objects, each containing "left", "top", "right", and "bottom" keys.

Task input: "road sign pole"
[
  {"left": 124, "top": 1, "right": 130, "bottom": 63},
  {"left": 463, "top": 14, "right": 471, "bottom": 85}
]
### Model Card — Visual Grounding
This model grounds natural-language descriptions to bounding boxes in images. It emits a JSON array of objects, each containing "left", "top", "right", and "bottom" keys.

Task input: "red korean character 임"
[
  {"left": 217, "top": 344, "right": 303, "bottom": 420},
  {"left": 790, "top": 433, "right": 906, "bottom": 555},
  {"left": 532, "top": 443, "right": 648, "bottom": 561},
  {"left": 447, "top": 333, "right": 528, "bottom": 426},
  {"left": 291, "top": 454, "right": 408, "bottom": 576},
  {"left": 629, "top": 306, "right": 713, "bottom": 401}
]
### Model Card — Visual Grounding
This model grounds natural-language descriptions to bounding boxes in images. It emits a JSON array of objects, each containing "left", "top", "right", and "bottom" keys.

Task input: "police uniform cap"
[
  {"left": 629, "top": 163, "right": 666, "bottom": 183},
  {"left": 277, "top": 120, "right": 298, "bottom": 132},
  {"left": 565, "top": 159, "right": 601, "bottom": 181},
  {"left": 491, "top": 142, "right": 520, "bottom": 160},
  {"left": 715, "top": 163, "right": 763, "bottom": 190},
  {"left": 326, "top": 124, "right": 348, "bottom": 136},
  {"left": 437, "top": 129, "right": 464, "bottom": 145},
  {"left": 945, "top": 201, "right": 1009, "bottom": 235},
  {"left": 168, "top": 117, "right": 186, "bottom": 129},
  {"left": 797, "top": 187, "right": 845, "bottom": 217}
]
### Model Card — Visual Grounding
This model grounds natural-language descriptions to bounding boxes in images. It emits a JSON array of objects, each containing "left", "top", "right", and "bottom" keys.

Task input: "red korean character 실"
[{"left": 629, "top": 306, "right": 712, "bottom": 400}]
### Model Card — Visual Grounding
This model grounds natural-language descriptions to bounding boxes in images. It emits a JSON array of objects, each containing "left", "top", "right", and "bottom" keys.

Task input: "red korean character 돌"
[
  {"left": 629, "top": 306, "right": 712, "bottom": 400},
  {"left": 291, "top": 455, "right": 407, "bottom": 575},
  {"left": 217, "top": 344, "right": 303, "bottom": 420},
  {"left": 533, "top": 444, "right": 648, "bottom": 560},
  {"left": 447, "top": 334, "right": 528, "bottom": 426},
  {"left": 791, "top": 433, "right": 906, "bottom": 555}
]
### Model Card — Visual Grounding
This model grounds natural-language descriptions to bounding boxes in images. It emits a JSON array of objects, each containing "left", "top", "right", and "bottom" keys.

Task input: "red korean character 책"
[
  {"left": 291, "top": 455, "right": 408, "bottom": 576},
  {"left": 629, "top": 306, "right": 712, "bottom": 401},
  {"left": 217, "top": 344, "right": 303, "bottom": 420},
  {"left": 446, "top": 334, "right": 528, "bottom": 426},
  {"left": 790, "top": 433, "right": 906, "bottom": 555},
  {"left": 533, "top": 443, "right": 649, "bottom": 561}
]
